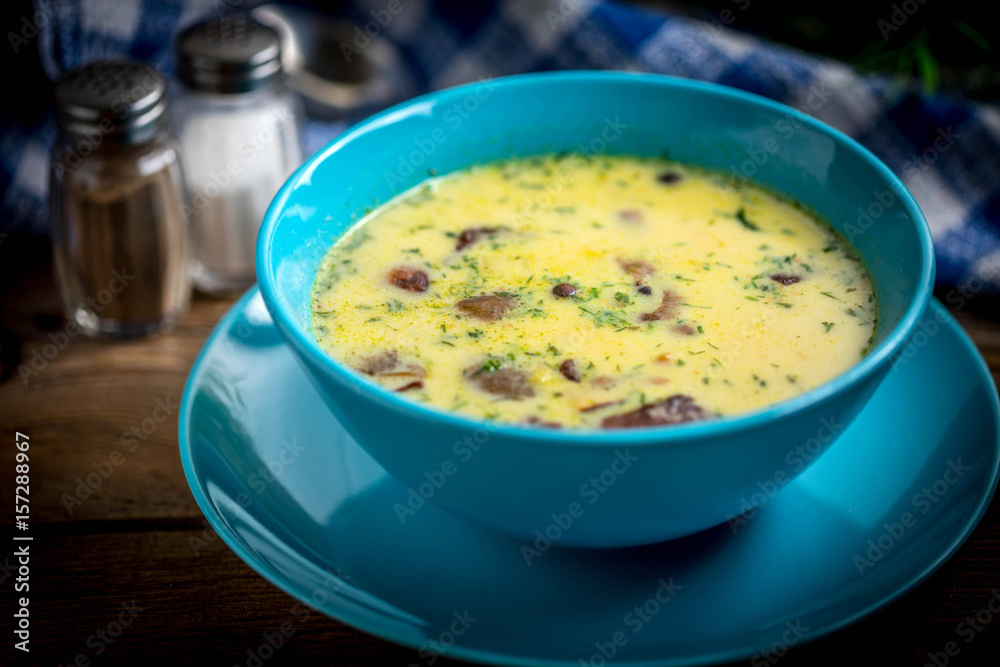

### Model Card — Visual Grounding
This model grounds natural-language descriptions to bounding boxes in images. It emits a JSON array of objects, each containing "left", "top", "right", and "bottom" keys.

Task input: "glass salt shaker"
[
  {"left": 174, "top": 15, "right": 303, "bottom": 296},
  {"left": 50, "top": 60, "right": 191, "bottom": 337}
]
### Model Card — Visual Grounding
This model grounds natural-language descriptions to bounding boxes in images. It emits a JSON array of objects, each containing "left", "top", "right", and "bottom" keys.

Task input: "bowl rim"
[{"left": 257, "top": 69, "right": 935, "bottom": 445}]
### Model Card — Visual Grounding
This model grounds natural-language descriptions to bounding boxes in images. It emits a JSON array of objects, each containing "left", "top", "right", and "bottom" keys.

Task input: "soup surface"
[{"left": 312, "top": 154, "right": 876, "bottom": 429}]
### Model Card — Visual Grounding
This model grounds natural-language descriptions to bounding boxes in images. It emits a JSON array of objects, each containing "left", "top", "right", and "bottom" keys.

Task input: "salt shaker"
[
  {"left": 50, "top": 60, "right": 191, "bottom": 337},
  {"left": 174, "top": 15, "right": 303, "bottom": 295}
]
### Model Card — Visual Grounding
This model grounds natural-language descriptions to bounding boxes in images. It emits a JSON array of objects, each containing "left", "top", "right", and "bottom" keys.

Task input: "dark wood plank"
[
  {"left": 11, "top": 529, "right": 420, "bottom": 666},
  {"left": 0, "top": 305, "right": 227, "bottom": 524}
]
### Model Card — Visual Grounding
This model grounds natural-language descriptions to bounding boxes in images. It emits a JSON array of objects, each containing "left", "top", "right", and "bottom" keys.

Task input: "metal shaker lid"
[
  {"left": 54, "top": 60, "right": 167, "bottom": 144},
  {"left": 175, "top": 16, "right": 282, "bottom": 94}
]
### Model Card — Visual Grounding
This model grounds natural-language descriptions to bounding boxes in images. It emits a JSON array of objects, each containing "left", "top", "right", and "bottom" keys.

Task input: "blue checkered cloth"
[{"left": 4, "top": 0, "right": 999, "bottom": 292}]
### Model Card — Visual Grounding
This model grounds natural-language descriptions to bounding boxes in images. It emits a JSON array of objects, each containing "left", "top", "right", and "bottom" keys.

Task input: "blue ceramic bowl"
[{"left": 257, "top": 71, "right": 934, "bottom": 548}]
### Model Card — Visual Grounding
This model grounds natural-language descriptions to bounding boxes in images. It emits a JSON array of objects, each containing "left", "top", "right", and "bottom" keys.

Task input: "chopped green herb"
[
  {"left": 578, "top": 305, "right": 631, "bottom": 329},
  {"left": 736, "top": 208, "right": 760, "bottom": 231},
  {"left": 477, "top": 359, "right": 503, "bottom": 375}
]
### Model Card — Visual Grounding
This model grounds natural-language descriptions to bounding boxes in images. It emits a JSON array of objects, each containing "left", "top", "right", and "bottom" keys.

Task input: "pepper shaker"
[
  {"left": 174, "top": 15, "right": 303, "bottom": 296},
  {"left": 50, "top": 60, "right": 191, "bottom": 337}
]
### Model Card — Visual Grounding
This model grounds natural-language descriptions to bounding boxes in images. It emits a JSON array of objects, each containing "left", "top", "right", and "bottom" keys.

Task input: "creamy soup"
[{"left": 311, "top": 154, "right": 876, "bottom": 429}]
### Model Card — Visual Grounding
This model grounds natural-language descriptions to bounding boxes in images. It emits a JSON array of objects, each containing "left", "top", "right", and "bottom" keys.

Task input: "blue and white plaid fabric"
[{"left": 4, "top": 0, "right": 999, "bottom": 291}]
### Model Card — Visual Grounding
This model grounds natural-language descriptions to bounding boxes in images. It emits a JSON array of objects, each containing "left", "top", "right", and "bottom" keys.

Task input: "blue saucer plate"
[{"left": 179, "top": 290, "right": 999, "bottom": 666}]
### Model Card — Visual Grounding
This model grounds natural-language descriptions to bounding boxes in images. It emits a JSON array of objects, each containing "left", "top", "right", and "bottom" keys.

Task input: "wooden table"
[{"left": 2, "top": 238, "right": 998, "bottom": 666}]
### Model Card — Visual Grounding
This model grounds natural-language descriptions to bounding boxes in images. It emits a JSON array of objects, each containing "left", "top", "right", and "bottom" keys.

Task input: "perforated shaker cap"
[
  {"left": 54, "top": 60, "right": 167, "bottom": 145},
  {"left": 175, "top": 16, "right": 282, "bottom": 94}
]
